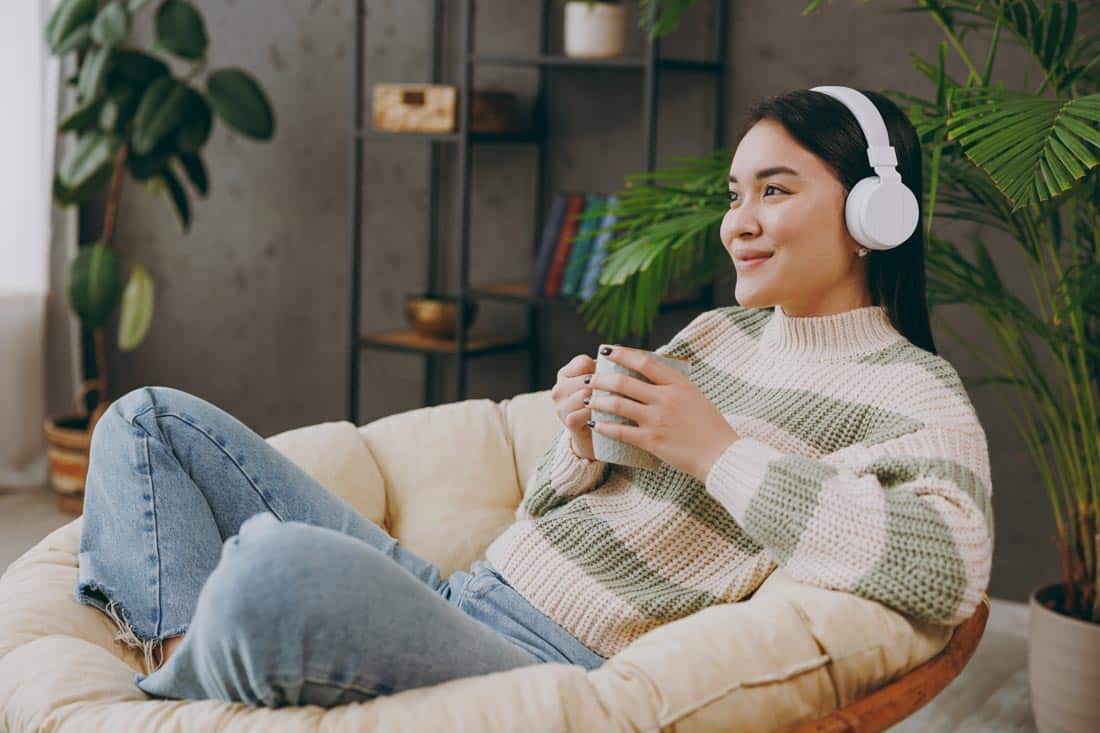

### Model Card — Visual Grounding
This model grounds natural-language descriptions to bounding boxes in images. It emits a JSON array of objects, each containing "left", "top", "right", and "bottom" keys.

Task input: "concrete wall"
[{"left": 85, "top": 0, "right": 1071, "bottom": 603}]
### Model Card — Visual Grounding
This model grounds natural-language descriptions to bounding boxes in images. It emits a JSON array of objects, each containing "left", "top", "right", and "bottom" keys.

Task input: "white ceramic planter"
[
  {"left": 1028, "top": 581, "right": 1100, "bottom": 732},
  {"left": 563, "top": 1, "right": 625, "bottom": 59}
]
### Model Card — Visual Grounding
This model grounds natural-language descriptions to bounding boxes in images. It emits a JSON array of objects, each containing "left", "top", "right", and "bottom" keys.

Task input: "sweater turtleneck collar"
[{"left": 758, "top": 303, "right": 906, "bottom": 361}]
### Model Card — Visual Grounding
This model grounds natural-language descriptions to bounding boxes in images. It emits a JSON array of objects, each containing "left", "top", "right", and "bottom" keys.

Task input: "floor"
[{"left": 0, "top": 486, "right": 1035, "bottom": 731}]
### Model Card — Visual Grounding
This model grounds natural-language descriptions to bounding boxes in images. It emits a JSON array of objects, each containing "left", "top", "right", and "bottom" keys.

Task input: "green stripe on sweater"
[
  {"left": 741, "top": 450, "right": 985, "bottom": 621},
  {"left": 536, "top": 502, "right": 740, "bottom": 618}
]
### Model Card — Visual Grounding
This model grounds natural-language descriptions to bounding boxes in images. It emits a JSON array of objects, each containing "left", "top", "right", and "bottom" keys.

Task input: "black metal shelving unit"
[{"left": 348, "top": 0, "right": 727, "bottom": 424}]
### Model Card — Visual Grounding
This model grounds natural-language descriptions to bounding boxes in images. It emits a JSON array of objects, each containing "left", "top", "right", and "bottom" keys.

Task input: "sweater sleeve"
[
  {"left": 515, "top": 426, "right": 611, "bottom": 520},
  {"left": 704, "top": 421, "right": 994, "bottom": 626}
]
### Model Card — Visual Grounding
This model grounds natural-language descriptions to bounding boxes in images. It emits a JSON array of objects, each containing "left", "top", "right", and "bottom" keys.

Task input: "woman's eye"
[{"left": 727, "top": 185, "right": 783, "bottom": 204}]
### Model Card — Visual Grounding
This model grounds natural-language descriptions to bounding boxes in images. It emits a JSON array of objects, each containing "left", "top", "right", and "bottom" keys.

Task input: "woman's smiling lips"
[{"left": 733, "top": 252, "right": 774, "bottom": 271}]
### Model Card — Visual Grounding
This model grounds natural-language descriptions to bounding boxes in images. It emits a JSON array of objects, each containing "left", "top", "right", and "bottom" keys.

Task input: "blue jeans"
[{"left": 75, "top": 386, "right": 605, "bottom": 708}]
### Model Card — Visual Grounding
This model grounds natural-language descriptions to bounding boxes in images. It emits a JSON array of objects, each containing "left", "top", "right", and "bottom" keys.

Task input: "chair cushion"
[{"left": 0, "top": 394, "right": 955, "bottom": 732}]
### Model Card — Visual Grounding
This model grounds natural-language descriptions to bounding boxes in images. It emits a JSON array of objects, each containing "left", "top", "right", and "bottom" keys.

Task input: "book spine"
[
  {"left": 579, "top": 195, "right": 618, "bottom": 301},
  {"left": 530, "top": 192, "right": 568, "bottom": 296},
  {"left": 542, "top": 193, "right": 586, "bottom": 298},
  {"left": 560, "top": 194, "right": 603, "bottom": 299}
]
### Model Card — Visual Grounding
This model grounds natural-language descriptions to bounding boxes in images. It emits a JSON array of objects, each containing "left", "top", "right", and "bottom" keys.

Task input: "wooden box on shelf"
[{"left": 373, "top": 83, "right": 457, "bottom": 133}]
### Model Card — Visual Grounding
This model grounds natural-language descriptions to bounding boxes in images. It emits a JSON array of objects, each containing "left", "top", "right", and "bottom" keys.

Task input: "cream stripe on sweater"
[{"left": 484, "top": 304, "right": 994, "bottom": 659}]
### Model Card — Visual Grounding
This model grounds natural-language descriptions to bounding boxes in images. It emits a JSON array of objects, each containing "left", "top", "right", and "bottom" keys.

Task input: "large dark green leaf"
[
  {"left": 59, "top": 131, "right": 119, "bottom": 189},
  {"left": 177, "top": 152, "right": 208, "bottom": 195},
  {"left": 175, "top": 87, "right": 213, "bottom": 152},
  {"left": 107, "top": 48, "right": 169, "bottom": 88},
  {"left": 155, "top": 0, "right": 208, "bottom": 60},
  {"left": 53, "top": 166, "right": 112, "bottom": 206},
  {"left": 67, "top": 241, "right": 123, "bottom": 329},
  {"left": 78, "top": 43, "right": 114, "bottom": 102},
  {"left": 152, "top": 167, "right": 191, "bottom": 232},
  {"left": 127, "top": 138, "right": 174, "bottom": 180},
  {"left": 91, "top": 2, "right": 130, "bottom": 45},
  {"left": 45, "top": 0, "right": 97, "bottom": 53},
  {"left": 946, "top": 89, "right": 1100, "bottom": 209},
  {"left": 205, "top": 69, "right": 275, "bottom": 140},
  {"left": 132, "top": 76, "right": 189, "bottom": 155},
  {"left": 59, "top": 97, "right": 104, "bottom": 133}
]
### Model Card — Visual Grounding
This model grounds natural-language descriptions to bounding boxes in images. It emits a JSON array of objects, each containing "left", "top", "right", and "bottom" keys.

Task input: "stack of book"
[{"left": 529, "top": 192, "right": 620, "bottom": 302}]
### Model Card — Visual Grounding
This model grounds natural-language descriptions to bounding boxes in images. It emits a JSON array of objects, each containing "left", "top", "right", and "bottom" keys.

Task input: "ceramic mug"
[{"left": 590, "top": 344, "right": 692, "bottom": 469}]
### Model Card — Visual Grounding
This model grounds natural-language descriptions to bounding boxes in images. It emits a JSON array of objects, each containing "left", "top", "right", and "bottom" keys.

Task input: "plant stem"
[{"left": 101, "top": 142, "right": 129, "bottom": 249}]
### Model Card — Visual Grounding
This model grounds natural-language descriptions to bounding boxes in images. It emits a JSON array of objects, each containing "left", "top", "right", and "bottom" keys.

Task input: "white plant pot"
[
  {"left": 563, "top": 2, "right": 625, "bottom": 59},
  {"left": 1028, "top": 581, "right": 1100, "bottom": 732}
]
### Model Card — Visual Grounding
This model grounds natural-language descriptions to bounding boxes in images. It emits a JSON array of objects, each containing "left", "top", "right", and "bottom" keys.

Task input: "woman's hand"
[{"left": 586, "top": 346, "right": 740, "bottom": 483}]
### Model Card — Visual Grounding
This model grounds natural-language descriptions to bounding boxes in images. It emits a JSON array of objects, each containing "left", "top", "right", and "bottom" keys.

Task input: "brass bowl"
[{"left": 405, "top": 294, "right": 478, "bottom": 339}]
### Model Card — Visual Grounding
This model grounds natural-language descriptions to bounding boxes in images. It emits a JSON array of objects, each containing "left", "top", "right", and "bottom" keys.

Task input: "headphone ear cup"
[{"left": 845, "top": 177, "right": 919, "bottom": 249}]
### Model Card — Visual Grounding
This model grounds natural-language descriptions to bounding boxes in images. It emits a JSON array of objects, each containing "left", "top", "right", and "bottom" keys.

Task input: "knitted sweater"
[{"left": 483, "top": 303, "right": 994, "bottom": 659}]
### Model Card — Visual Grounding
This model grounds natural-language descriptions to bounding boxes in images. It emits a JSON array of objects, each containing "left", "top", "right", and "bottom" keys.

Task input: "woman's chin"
[{"left": 733, "top": 282, "right": 775, "bottom": 309}]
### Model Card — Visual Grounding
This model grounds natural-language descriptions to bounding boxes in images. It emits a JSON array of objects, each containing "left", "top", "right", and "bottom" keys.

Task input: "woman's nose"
[{"left": 722, "top": 201, "right": 762, "bottom": 242}]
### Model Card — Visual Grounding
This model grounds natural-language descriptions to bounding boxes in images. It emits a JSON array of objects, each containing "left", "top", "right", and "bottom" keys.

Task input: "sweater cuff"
[
  {"left": 704, "top": 437, "right": 785, "bottom": 524},
  {"left": 549, "top": 431, "right": 607, "bottom": 496}
]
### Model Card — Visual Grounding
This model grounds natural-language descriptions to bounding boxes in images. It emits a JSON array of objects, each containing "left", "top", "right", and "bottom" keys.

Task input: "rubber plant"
[
  {"left": 582, "top": 0, "right": 1100, "bottom": 622},
  {"left": 46, "top": 0, "right": 275, "bottom": 425}
]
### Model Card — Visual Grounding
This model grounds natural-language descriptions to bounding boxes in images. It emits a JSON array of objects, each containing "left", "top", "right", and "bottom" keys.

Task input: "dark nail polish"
[
  {"left": 583, "top": 397, "right": 590, "bottom": 406},
  {"left": 599, "top": 346, "right": 612, "bottom": 355},
  {"left": 584, "top": 376, "right": 591, "bottom": 384},
  {"left": 586, "top": 420, "right": 595, "bottom": 428}
]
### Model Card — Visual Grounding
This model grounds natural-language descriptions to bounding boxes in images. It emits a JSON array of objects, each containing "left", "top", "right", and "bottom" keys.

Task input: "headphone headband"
[{"left": 810, "top": 85, "right": 901, "bottom": 183}]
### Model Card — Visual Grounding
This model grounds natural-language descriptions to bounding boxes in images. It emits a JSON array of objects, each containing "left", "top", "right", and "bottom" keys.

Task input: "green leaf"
[
  {"left": 78, "top": 43, "right": 114, "bottom": 102},
  {"left": 175, "top": 87, "right": 213, "bottom": 152},
  {"left": 91, "top": 2, "right": 130, "bottom": 45},
  {"left": 154, "top": 167, "right": 191, "bottom": 232},
  {"left": 206, "top": 68, "right": 275, "bottom": 140},
  {"left": 155, "top": 0, "right": 208, "bottom": 60},
  {"left": 59, "top": 97, "right": 103, "bottom": 133},
  {"left": 54, "top": 24, "right": 93, "bottom": 56},
  {"left": 52, "top": 165, "right": 112, "bottom": 206},
  {"left": 98, "top": 98, "right": 120, "bottom": 131},
  {"left": 117, "top": 263, "right": 155, "bottom": 351},
  {"left": 45, "top": 0, "right": 97, "bottom": 53},
  {"left": 177, "top": 152, "right": 208, "bottom": 195},
  {"left": 132, "top": 76, "right": 189, "bottom": 155},
  {"left": 59, "top": 131, "right": 119, "bottom": 189},
  {"left": 127, "top": 137, "right": 174, "bottom": 180},
  {"left": 106, "top": 48, "right": 169, "bottom": 88},
  {"left": 127, "top": 0, "right": 155, "bottom": 13},
  {"left": 67, "top": 241, "right": 123, "bottom": 329}
]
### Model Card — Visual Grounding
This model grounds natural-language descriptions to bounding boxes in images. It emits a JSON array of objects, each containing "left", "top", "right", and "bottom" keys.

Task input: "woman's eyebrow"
[{"left": 728, "top": 166, "right": 800, "bottom": 183}]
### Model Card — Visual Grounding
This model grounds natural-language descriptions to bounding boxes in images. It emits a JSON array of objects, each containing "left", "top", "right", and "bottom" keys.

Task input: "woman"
[{"left": 76, "top": 87, "right": 993, "bottom": 708}]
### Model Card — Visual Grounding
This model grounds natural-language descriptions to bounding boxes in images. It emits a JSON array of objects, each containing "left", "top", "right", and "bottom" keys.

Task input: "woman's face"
[{"left": 719, "top": 119, "right": 872, "bottom": 316}]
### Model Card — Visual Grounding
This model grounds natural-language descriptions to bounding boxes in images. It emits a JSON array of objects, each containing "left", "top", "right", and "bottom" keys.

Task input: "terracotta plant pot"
[
  {"left": 563, "top": 1, "right": 625, "bottom": 59},
  {"left": 1028, "top": 581, "right": 1100, "bottom": 732},
  {"left": 42, "top": 380, "right": 110, "bottom": 515}
]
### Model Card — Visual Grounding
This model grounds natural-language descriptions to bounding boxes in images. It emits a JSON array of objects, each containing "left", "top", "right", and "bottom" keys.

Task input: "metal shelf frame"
[{"left": 348, "top": 0, "right": 727, "bottom": 424}]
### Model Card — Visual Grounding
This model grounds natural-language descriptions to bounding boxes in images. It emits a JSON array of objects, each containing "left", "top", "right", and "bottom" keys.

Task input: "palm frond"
[{"left": 946, "top": 88, "right": 1100, "bottom": 210}]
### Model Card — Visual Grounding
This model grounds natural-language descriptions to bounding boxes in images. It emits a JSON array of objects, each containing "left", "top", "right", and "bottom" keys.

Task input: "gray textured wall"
[{"left": 87, "top": 0, "right": 1064, "bottom": 603}]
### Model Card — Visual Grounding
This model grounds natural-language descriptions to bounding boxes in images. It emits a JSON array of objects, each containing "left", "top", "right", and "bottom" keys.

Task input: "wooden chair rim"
[{"left": 788, "top": 593, "right": 991, "bottom": 733}]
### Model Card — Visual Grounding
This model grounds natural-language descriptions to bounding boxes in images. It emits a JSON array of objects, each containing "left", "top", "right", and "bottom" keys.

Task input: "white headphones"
[{"left": 810, "top": 85, "right": 920, "bottom": 252}]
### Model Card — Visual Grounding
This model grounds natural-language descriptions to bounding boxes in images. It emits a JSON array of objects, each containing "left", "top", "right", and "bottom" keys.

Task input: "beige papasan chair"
[{"left": 0, "top": 389, "right": 988, "bottom": 732}]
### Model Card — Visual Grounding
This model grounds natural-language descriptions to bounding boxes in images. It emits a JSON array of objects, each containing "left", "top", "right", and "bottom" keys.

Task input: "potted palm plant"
[
  {"left": 42, "top": 0, "right": 275, "bottom": 514},
  {"left": 580, "top": 2, "right": 1099, "bottom": 729}
]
